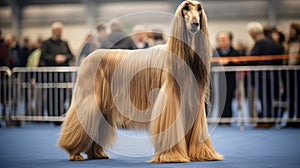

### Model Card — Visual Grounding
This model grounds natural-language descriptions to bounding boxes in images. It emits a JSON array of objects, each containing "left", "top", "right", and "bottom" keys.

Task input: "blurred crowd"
[
  {"left": 212, "top": 21, "right": 300, "bottom": 128},
  {"left": 1, "top": 20, "right": 300, "bottom": 128},
  {"left": 1, "top": 20, "right": 299, "bottom": 69},
  {"left": 0, "top": 20, "right": 166, "bottom": 68},
  {"left": 77, "top": 21, "right": 166, "bottom": 64}
]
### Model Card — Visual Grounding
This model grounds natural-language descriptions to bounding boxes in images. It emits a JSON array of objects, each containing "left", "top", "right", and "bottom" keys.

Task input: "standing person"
[
  {"left": 20, "top": 37, "right": 31, "bottom": 67},
  {"left": 26, "top": 37, "right": 43, "bottom": 67},
  {"left": 40, "top": 22, "right": 73, "bottom": 66},
  {"left": 132, "top": 25, "right": 149, "bottom": 49},
  {"left": 95, "top": 23, "right": 107, "bottom": 49},
  {"left": 25, "top": 38, "right": 43, "bottom": 117},
  {"left": 271, "top": 27, "right": 286, "bottom": 52},
  {"left": 78, "top": 33, "right": 96, "bottom": 64},
  {"left": 5, "top": 34, "right": 21, "bottom": 68},
  {"left": 285, "top": 22, "right": 300, "bottom": 128},
  {"left": 78, "top": 23, "right": 107, "bottom": 64},
  {"left": 0, "top": 30, "right": 10, "bottom": 127},
  {"left": 101, "top": 20, "right": 137, "bottom": 50},
  {"left": 235, "top": 39, "right": 249, "bottom": 57},
  {"left": 40, "top": 22, "right": 74, "bottom": 124},
  {"left": 0, "top": 29, "right": 10, "bottom": 67},
  {"left": 214, "top": 31, "right": 240, "bottom": 124},
  {"left": 271, "top": 27, "right": 286, "bottom": 120},
  {"left": 20, "top": 37, "right": 33, "bottom": 116},
  {"left": 247, "top": 22, "right": 284, "bottom": 128},
  {"left": 151, "top": 28, "right": 165, "bottom": 46}
]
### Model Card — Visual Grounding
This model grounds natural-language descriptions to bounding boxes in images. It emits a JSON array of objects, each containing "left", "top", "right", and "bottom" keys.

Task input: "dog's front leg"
[
  {"left": 186, "top": 102, "right": 223, "bottom": 161},
  {"left": 149, "top": 85, "right": 190, "bottom": 163}
]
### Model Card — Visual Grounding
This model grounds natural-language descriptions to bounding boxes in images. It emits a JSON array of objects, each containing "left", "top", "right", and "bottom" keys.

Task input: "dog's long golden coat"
[{"left": 58, "top": 0, "right": 223, "bottom": 163}]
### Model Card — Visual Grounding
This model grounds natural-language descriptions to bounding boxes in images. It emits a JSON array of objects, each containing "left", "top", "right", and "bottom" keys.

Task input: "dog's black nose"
[{"left": 191, "top": 23, "right": 199, "bottom": 29}]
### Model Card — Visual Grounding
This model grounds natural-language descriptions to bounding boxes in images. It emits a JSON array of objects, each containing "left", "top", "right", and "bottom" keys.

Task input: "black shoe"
[
  {"left": 219, "top": 123, "right": 231, "bottom": 126},
  {"left": 53, "top": 121, "right": 62, "bottom": 126},
  {"left": 254, "top": 123, "right": 273, "bottom": 129}
]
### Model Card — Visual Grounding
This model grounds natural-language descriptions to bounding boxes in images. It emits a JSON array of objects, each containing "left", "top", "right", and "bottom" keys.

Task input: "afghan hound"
[{"left": 58, "top": 0, "right": 223, "bottom": 163}]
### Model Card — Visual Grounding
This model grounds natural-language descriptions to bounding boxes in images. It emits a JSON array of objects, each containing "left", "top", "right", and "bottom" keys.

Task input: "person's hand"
[{"left": 55, "top": 54, "right": 67, "bottom": 63}]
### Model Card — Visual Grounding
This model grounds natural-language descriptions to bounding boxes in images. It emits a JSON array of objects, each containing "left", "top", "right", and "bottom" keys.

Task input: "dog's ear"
[
  {"left": 194, "top": 6, "right": 211, "bottom": 103},
  {"left": 177, "top": 1, "right": 187, "bottom": 18},
  {"left": 181, "top": 3, "right": 189, "bottom": 16},
  {"left": 172, "top": 1, "right": 189, "bottom": 40},
  {"left": 200, "top": 7, "right": 208, "bottom": 38}
]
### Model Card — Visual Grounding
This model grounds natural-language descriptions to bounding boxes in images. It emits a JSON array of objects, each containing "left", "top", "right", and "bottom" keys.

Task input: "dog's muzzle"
[{"left": 190, "top": 22, "right": 199, "bottom": 33}]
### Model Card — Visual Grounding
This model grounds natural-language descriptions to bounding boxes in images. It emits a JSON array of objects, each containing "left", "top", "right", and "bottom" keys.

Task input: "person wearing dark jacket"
[
  {"left": 20, "top": 37, "right": 31, "bottom": 67},
  {"left": 247, "top": 22, "right": 284, "bottom": 128},
  {"left": 213, "top": 31, "right": 241, "bottom": 122},
  {"left": 40, "top": 23, "right": 73, "bottom": 66},
  {"left": 0, "top": 30, "right": 10, "bottom": 127},
  {"left": 0, "top": 30, "right": 9, "bottom": 67},
  {"left": 101, "top": 21, "right": 137, "bottom": 50},
  {"left": 39, "top": 22, "right": 74, "bottom": 124},
  {"left": 250, "top": 26, "right": 284, "bottom": 65}
]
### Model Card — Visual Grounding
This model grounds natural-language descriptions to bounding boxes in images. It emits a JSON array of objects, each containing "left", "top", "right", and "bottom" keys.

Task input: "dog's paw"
[
  {"left": 69, "top": 154, "right": 85, "bottom": 161},
  {"left": 149, "top": 152, "right": 190, "bottom": 163}
]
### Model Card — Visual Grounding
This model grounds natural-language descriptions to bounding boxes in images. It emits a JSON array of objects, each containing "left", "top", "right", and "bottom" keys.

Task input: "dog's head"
[{"left": 177, "top": 0, "right": 207, "bottom": 35}]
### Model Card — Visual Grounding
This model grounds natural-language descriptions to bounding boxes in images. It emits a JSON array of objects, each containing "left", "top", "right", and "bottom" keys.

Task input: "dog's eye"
[
  {"left": 198, "top": 6, "right": 202, "bottom": 11},
  {"left": 183, "top": 5, "right": 189, "bottom": 11}
]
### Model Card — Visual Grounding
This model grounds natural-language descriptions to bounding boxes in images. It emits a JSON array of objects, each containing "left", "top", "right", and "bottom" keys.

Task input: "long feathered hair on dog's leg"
[
  {"left": 149, "top": 0, "right": 223, "bottom": 162},
  {"left": 58, "top": 0, "right": 223, "bottom": 163}
]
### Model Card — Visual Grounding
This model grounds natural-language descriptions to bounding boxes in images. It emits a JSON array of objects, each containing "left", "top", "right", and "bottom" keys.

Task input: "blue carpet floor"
[{"left": 0, "top": 123, "right": 300, "bottom": 168}]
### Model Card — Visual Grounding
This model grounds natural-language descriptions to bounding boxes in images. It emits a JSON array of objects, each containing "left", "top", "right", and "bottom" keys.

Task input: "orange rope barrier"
[{"left": 211, "top": 54, "right": 300, "bottom": 63}]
